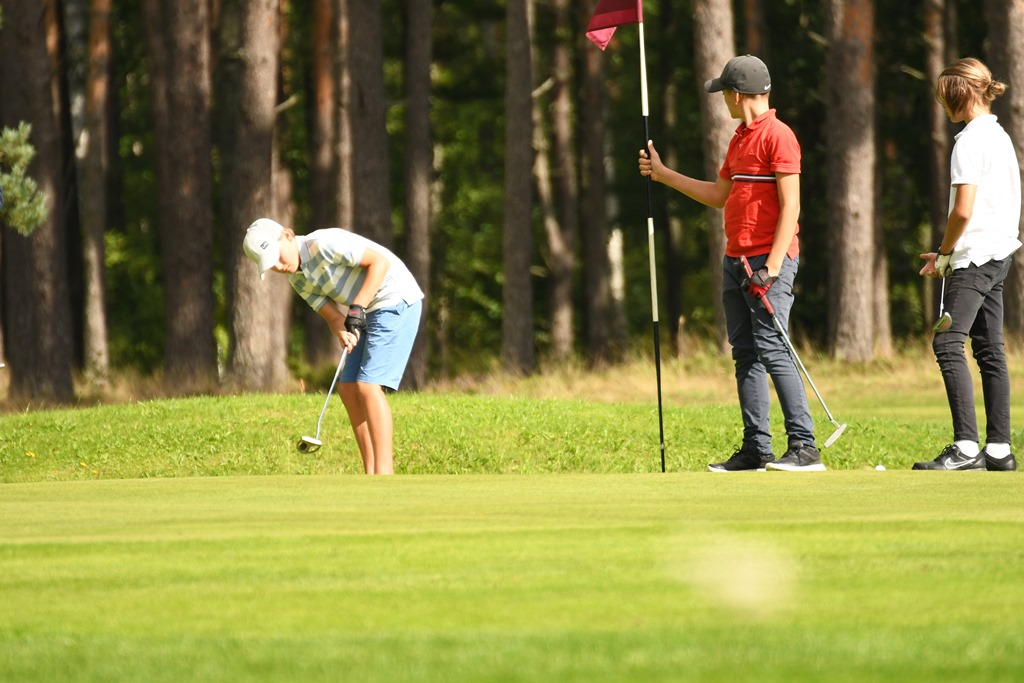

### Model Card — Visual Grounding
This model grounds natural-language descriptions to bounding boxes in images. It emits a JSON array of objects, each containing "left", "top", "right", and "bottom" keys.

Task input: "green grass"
[
  {"left": 0, "top": 390, "right": 1021, "bottom": 480},
  {"left": 2, "top": 474, "right": 1023, "bottom": 682},
  {"left": 1, "top": 356, "right": 1023, "bottom": 681}
]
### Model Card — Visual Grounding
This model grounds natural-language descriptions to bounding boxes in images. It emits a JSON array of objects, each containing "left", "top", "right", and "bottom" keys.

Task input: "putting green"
[{"left": 1, "top": 473, "right": 1022, "bottom": 682}]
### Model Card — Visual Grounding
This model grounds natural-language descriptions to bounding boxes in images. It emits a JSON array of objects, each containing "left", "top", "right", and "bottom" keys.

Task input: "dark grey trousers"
[{"left": 723, "top": 254, "right": 817, "bottom": 455}]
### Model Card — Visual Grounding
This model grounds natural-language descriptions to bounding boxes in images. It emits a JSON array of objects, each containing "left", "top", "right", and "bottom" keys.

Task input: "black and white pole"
[{"left": 638, "top": 19, "right": 666, "bottom": 473}]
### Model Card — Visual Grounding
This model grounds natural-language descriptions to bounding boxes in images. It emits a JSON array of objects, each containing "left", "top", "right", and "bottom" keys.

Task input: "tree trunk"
[
  {"left": 0, "top": 0, "right": 76, "bottom": 402},
  {"left": 986, "top": 0, "right": 1024, "bottom": 339},
  {"left": 825, "top": 0, "right": 876, "bottom": 362},
  {"left": 79, "top": 0, "right": 113, "bottom": 385},
  {"left": 546, "top": 0, "right": 577, "bottom": 361},
  {"left": 502, "top": 0, "right": 535, "bottom": 374},
  {"left": 142, "top": 0, "right": 218, "bottom": 393},
  {"left": 533, "top": 93, "right": 562, "bottom": 353},
  {"left": 218, "top": 0, "right": 287, "bottom": 392},
  {"left": 270, "top": 95, "right": 298, "bottom": 382},
  {"left": 742, "top": 0, "right": 768, "bottom": 57},
  {"left": 348, "top": 0, "right": 391, "bottom": 247},
  {"left": 923, "top": 0, "right": 951, "bottom": 329},
  {"left": 657, "top": 1, "right": 685, "bottom": 357},
  {"left": 403, "top": 0, "right": 433, "bottom": 388},
  {"left": 296, "top": 0, "right": 337, "bottom": 368},
  {"left": 310, "top": 0, "right": 336, "bottom": 234},
  {"left": 335, "top": 0, "right": 354, "bottom": 232},
  {"left": 578, "top": 4, "right": 613, "bottom": 366},
  {"left": 693, "top": 0, "right": 734, "bottom": 353}
]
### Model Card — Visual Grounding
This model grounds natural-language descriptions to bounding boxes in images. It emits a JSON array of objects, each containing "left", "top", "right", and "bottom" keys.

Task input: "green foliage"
[{"left": 0, "top": 123, "right": 48, "bottom": 236}]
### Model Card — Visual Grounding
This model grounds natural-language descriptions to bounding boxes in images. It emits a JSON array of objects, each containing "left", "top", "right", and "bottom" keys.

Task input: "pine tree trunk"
[
  {"left": 742, "top": 0, "right": 768, "bottom": 56},
  {"left": 826, "top": 0, "right": 876, "bottom": 362},
  {"left": 310, "top": 0, "right": 336, "bottom": 234},
  {"left": 546, "top": 0, "right": 577, "bottom": 361},
  {"left": 986, "top": 0, "right": 1024, "bottom": 339},
  {"left": 80, "top": 0, "right": 113, "bottom": 384},
  {"left": 578, "top": 4, "right": 613, "bottom": 365},
  {"left": 218, "top": 0, "right": 287, "bottom": 392},
  {"left": 658, "top": 1, "right": 685, "bottom": 357},
  {"left": 142, "top": 0, "right": 218, "bottom": 393},
  {"left": 0, "top": 0, "right": 75, "bottom": 402},
  {"left": 502, "top": 0, "right": 535, "bottom": 374},
  {"left": 300, "top": 0, "right": 337, "bottom": 368},
  {"left": 348, "top": 0, "right": 391, "bottom": 247},
  {"left": 923, "top": 0, "right": 951, "bottom": 329},
  {"left": 693, "top": 0, "right": 735, "bottom": 353},
  {"left": 403, "top": 0, "right": 433, "bottom": 388}
]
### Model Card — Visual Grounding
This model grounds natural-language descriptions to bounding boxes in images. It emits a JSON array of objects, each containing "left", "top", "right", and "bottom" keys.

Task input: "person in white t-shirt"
[
  {"left": 916, "top": 58, "right": 1022, "bottom": 472},
  {"left": 243, "top": 218, "right": 424, "bottom": 475}
]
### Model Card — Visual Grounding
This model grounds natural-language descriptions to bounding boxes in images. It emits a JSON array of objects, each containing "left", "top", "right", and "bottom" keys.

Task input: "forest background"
[{"left": 0, "top": 0, "right": 1023, "bottom": 405}]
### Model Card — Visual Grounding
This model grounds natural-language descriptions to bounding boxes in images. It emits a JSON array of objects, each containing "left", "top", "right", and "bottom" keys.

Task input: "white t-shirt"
[
  {"left": 948, "top": 114, "right": 1022, "bottom": 268},
  {"left": 290, "top": 229, "right": 424, "bottom": 313}
]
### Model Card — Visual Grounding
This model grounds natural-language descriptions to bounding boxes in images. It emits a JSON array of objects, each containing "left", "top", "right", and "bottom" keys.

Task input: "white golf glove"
[{"left": 935, "top": 251, "right": 953, "bottom": 277}]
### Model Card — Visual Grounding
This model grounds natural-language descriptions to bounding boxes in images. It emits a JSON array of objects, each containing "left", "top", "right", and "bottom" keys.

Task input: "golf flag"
[{"left": 585, "top": 0, "right": 643, "bottom": 51}]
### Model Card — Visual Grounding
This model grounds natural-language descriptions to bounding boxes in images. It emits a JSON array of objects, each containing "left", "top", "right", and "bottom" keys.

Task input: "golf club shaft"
[
  {"left": 768, "top": 313, "right": 841, "bottom": 427},
  {"left": 315, "top": 349, "right": 348, "bottom": 439},
  {"left": 738, "top": 256, "right": 840, "bottom": 428}
]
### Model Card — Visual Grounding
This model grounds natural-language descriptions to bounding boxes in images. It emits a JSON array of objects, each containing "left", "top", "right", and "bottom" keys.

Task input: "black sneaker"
[
  {"left": 912, "top": 444, "right": 985, "bottom": 471},
  {"left": 766, "top": 442, "right": 825, "bottom": 472},
  {"left": 982, "top": 448, "right": 1017, "bottom": 472},
  {"left": 708, "top": 447, "right": 775, "bottom": 473}
]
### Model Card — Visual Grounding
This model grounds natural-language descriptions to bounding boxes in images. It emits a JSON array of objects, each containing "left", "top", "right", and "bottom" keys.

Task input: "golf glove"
[
  {"left": 935, "top": 251, "right": 953, "bottom": 277},
  {"left": 742, "top": 267, "right": 777, "bottom": 300},
  {"left": 345, "top": 304, "right": 367, "bottom": 336}
]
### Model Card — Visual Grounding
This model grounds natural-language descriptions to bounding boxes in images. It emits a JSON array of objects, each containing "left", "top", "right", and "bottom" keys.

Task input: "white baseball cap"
[{"left": 242, "top": 218, "right": 285, "bottom": 280}]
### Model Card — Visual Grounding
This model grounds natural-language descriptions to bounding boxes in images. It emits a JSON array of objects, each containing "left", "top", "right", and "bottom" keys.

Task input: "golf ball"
[{"left": 875, "top": 465, "right": 886, "bottom": 471}]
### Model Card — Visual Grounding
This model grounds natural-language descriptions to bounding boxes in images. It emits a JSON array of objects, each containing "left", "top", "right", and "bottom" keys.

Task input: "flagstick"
[{"left": 637, "top": 21, "right": 666, "bottom": 473}]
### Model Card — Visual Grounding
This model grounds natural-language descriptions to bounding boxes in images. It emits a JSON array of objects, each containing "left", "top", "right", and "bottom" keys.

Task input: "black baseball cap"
[{"left": 704, "top": 55, "right": 772, "bottom": 95}]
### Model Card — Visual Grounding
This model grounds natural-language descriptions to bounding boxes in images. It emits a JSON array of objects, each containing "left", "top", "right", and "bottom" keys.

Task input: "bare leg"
[
  {"left": 357, "top": 382, "right": 394, "bottom": 474},
  {"left": 339, "top": 382, "right": 375, "bottom": 473}
]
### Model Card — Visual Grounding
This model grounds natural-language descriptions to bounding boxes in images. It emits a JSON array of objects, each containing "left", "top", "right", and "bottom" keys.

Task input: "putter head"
[
  {"left": 297, "top": 436, "right": 322, "bottom": 453},
  {"left": 823, "top": 423, "right": 847, "bottom": 448},
  {"left": 933, "top": 313, "right": 952, "bottom": 333}
]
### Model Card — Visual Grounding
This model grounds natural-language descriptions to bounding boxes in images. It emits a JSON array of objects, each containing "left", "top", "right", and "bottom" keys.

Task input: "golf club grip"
[{"left": 738, "top": 255, "right": 776, "bottom": 315}]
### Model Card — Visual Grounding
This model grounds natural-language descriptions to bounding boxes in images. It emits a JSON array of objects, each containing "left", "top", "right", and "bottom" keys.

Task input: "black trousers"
[{"left": 933, "top": 257, "right": 1014, "bottom": 445}]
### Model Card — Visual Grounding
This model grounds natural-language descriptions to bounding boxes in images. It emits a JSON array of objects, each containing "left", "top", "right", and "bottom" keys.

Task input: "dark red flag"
[{"left": 585, "top": 0, "right": 643, "bottom": 50}]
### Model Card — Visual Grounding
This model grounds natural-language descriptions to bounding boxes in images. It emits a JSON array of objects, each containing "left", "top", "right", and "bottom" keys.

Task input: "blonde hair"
[{"left": 936, "top": 58, "right": 1007, "bottom": 118}]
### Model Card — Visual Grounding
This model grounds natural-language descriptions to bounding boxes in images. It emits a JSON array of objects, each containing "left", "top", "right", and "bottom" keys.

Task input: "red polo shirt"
[{"left": 718, "top": 109, "right": 801, "bottom": 258}]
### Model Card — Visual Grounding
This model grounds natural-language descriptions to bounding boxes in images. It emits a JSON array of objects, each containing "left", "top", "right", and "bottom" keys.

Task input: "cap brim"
[{"left": 705, "top": 78, "right": 724, "bottom": 93}]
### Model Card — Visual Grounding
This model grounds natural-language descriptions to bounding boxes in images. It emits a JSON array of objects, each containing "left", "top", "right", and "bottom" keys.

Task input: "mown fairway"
[
  {"left": 2, "top": 473, "right": 1023, "bottom": 683},
  {"left": 1, "top": 355, "right": 1023, "bottom": 681}
]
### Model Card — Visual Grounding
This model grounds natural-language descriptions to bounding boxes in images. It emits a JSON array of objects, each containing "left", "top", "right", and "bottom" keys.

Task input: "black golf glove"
[
  {"left": 345, "top": 304, "right": 367, "bottom": 336},
  {"left": 741, "top": 267, "right": 777, "bottom": 300}
]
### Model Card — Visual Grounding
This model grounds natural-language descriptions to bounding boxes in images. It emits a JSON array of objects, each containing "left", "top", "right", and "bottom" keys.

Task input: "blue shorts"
[{"left": 341, "top": 300, "right": 422, "bottom": 390}]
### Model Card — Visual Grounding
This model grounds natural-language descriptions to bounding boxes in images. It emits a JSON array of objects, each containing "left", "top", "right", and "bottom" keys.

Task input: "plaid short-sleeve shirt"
[{"left": 289, "top": 229, "right": 424, "bottom": 313}]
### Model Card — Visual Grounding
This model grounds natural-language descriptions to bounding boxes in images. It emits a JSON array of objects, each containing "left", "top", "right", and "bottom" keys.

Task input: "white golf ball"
[{"left": 875, "top": 465, "right": 886, "bottom": 471}]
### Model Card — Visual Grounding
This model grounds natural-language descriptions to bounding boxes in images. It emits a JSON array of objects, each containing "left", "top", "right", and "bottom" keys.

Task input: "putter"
[
  {"left": 297, "top": 349, "right": 348, "bottom": 453},
  {"left": 933, "top": 277, "right": 952, "bottom": 333},
  {"left": 740, "top": 256, "right": 848, "bottom": 448}
]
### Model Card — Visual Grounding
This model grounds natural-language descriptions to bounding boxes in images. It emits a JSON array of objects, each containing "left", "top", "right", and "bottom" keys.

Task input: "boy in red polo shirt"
[{"left": 639, "top": 55, "right": 823, "bottom": 472}]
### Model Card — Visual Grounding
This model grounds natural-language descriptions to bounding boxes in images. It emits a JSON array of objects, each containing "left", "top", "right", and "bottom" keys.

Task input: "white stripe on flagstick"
[
  {"left": 647, "top": 216, "right": 659, "bottom": 322},
  {"left": 639, "top": 21, "right": 649, "bottom": 117}
]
